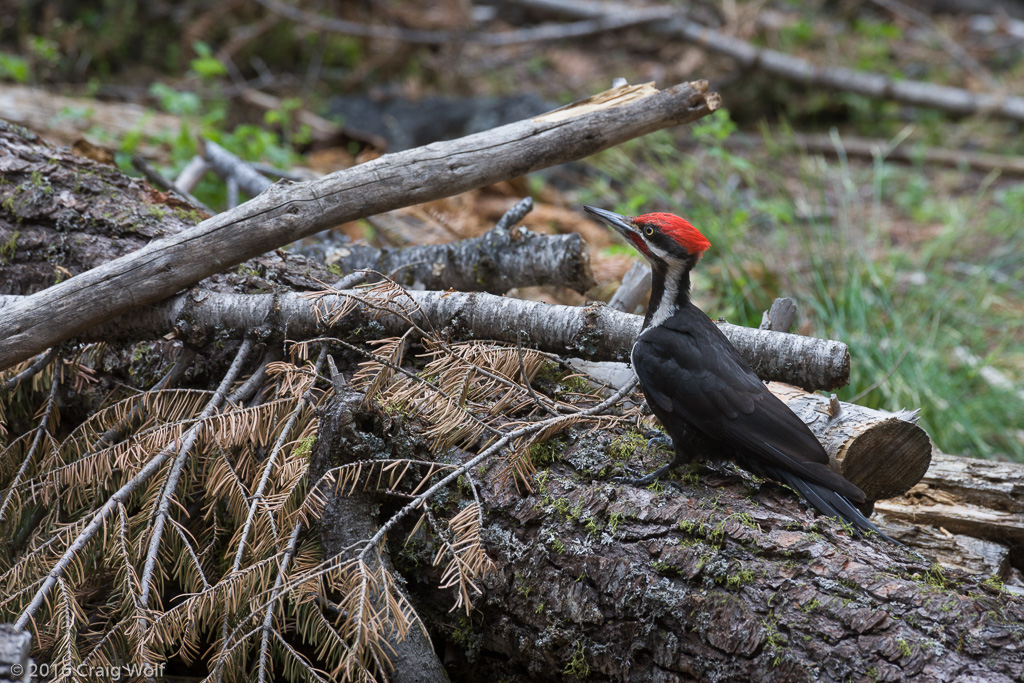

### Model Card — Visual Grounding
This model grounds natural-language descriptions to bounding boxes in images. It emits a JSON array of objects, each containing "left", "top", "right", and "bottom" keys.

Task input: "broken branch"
[{"left": 323, "top": 225, "right": 595, "bottom": 295}]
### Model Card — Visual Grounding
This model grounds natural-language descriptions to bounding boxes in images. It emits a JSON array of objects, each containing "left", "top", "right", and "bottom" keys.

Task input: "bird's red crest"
[{"left": 637, "top": 213, "right": 711, "bottom": 255}]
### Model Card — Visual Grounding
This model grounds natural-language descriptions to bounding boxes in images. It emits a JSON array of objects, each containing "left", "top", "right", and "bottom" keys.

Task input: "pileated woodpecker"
[{"left": 584, "top": 205, "right": 891, "bottom": 540}]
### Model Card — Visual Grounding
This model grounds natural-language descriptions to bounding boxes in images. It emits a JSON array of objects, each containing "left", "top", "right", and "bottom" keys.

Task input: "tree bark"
[
  {"left": 310, "top": 392, "right": 450, "bottom": 683},
  {"left": 0, "top": 79, "right": 721, "bottom": 372}
]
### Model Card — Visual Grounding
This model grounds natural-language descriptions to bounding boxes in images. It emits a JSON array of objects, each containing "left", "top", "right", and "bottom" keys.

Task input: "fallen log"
[
  {"left": 0, "top": 80, "right": 721, "bottom": 372},
  {"left": 320, "top": 223, "right": 596, "bottom": 295},
  {"left": 876, "top": 452, "right": 1024, "bottom": 551},
  {"left": 0, "top": 288, "right": 851, "bottom": 391},
  {"left": 326, "top": 396, "right": 1024, "bottom": 682}
]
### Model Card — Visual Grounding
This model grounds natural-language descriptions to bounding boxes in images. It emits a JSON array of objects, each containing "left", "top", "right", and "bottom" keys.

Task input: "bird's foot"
[
  {"left": 613, "top": 462, "right": 675, "bottom": 487},
  {"left": 644, "top": 432, "right": 673, "bottom": 452}
]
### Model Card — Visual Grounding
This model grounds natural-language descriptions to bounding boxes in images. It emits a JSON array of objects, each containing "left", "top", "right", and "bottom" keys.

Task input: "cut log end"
[
  {"left": 835, "top": 417, "right": 934, "bottom": 502},
  {"left": 768, "top": 382, "right": 933, "bottom": 504}
]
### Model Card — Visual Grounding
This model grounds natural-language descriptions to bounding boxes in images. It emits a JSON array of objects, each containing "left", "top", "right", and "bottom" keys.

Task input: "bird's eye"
[{"left": 644, "top": 226, "right": 654, "bottom": 236}]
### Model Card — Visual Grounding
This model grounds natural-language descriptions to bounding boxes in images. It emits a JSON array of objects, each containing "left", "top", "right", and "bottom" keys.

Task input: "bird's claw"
[
  {"left": 645, "top": 432, "right": 673, "bottom": 452},
  {"left": 612, "top": 463, "right": 674, "bottom": 487}
]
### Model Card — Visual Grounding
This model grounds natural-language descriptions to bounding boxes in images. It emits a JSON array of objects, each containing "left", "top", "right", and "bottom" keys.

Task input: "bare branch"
[
  {"left": 130, "top": 154, "right": 213, "bottom": 214},
  {"left": 140, "top": 338, "right": 255, "bottom": 609},
  {"left": 1, "top": 347, "right": 58, "bottom": 392},
  {"left": 255, "top": 0, "right": 677, "bottom": 46},
  {"left": 200, "top": 138, "right": 273, "bottom": 198},
  {"left": 513, "top": 0, "right": 1024, "bottom": 121},
  {"left": 53, "top": 287, "right": 850, "bottom": 391},
  {"left": 0, "top": 373, "right": 59, "bottom": 523},
  {"left": 607, "top": 261, "right": 651, "bottom": 314}
]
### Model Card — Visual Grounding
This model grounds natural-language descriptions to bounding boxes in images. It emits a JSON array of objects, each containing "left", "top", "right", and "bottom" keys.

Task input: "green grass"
[{"left": 584, "top": 111, "right": 1024, "bottom": 461}]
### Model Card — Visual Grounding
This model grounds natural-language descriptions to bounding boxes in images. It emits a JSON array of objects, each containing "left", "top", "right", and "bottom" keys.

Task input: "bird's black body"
[{"left": 584, "top": 205, "right": 891, "bottom": 540}]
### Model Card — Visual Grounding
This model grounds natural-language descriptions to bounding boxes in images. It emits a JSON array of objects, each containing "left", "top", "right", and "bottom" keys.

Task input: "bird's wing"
[{"left": 634, "top": 308, "right": 865, "bottom": 503}]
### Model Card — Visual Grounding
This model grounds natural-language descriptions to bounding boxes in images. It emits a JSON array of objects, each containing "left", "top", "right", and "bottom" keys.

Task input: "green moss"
[
  {"left": 172, "top": 207, "right": 205, "bottom": 223},
  {"left": 0, "top": 230, "right": 19, "bottom": 263},
  {"left": 799, "top": 598, "right": 822, "bottom": 613},
  {"left": 530, "top": 438, "right": 566, "bottom": 466},
  {"left": 146, "top": 204, "right": 167, "bottom": 219},
  {"left": 608, "top": 511, "right": 622, "bottom": 535},
  {"left": 552, "top": 497, "right": 571, "bottom": 516},
  {"left": 725, "top": 568, "right": 756, "bottom": 590},
  {"left": 608, "top": 430, "right": 646, "bottom": 461},
  {"left": 981, "top": 575, "right": 1004, "bottom": 594},
  {"left": 921, "top": 563, "right": 954, "bottom": 590},
  {"left": 292, "top": 435, "right": 316, "bottom": 460},
  {"left": 514, "top": 571, "right": 531, "bottom": 598}
]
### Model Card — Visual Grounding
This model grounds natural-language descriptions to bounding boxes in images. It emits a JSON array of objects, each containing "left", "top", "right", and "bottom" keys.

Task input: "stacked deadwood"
[{"left": 2, "top": 82, "right": 1023, "bottom": 681}]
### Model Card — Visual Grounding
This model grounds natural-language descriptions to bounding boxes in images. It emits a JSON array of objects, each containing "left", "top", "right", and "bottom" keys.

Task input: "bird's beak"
[{"left": 583, "top": 206, "right": 638, "bottom": 243}]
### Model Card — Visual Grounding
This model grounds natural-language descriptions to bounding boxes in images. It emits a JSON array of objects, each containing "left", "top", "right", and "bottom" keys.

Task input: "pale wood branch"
[
  {"left": 607, "top": 261, "right": 651, "bottom": 314},
  {"left": 1, "top": 287, "right": 850, "bottom": 391}
]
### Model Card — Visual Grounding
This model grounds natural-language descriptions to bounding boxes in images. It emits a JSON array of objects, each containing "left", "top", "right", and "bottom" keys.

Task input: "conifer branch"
[
  {"left": 354, "top": 377, "right": 639, "bottom": 565},
  {"left": 0, "top": 373, "right": 58, "bottom": 524},
  {"left": 257, "top": 520, "right": 305, "bottom": 682},
  {"left": 1, "top": 347, "right": 58, "bottom": 392},
  {"left": 139, "top": 338, "right": 256, "bottom": 608}
]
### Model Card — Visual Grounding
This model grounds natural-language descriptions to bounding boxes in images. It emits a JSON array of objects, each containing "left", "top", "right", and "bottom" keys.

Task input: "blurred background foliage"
[{"left": 1, "top": 0, "right": 1022, "bottom": 460}]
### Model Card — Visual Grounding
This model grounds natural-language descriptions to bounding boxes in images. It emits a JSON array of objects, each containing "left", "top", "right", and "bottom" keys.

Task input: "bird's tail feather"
[{"left": 769, "top": 468, "right": 899, "bottom": 545}]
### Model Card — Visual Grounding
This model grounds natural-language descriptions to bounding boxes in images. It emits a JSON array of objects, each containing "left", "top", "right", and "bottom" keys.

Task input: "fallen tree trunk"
[
  {"left": 876, "top": 452, "right": 1024, "bottom": 554},
  {"left": 328, "top": 396, "right": 1024, "bottom": 682},
  {"left": 0, "top": 80, "right": 721, "bottom": 372},
  {"left": 2, "top": 288, "right": 851, "bottom": 391}
]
